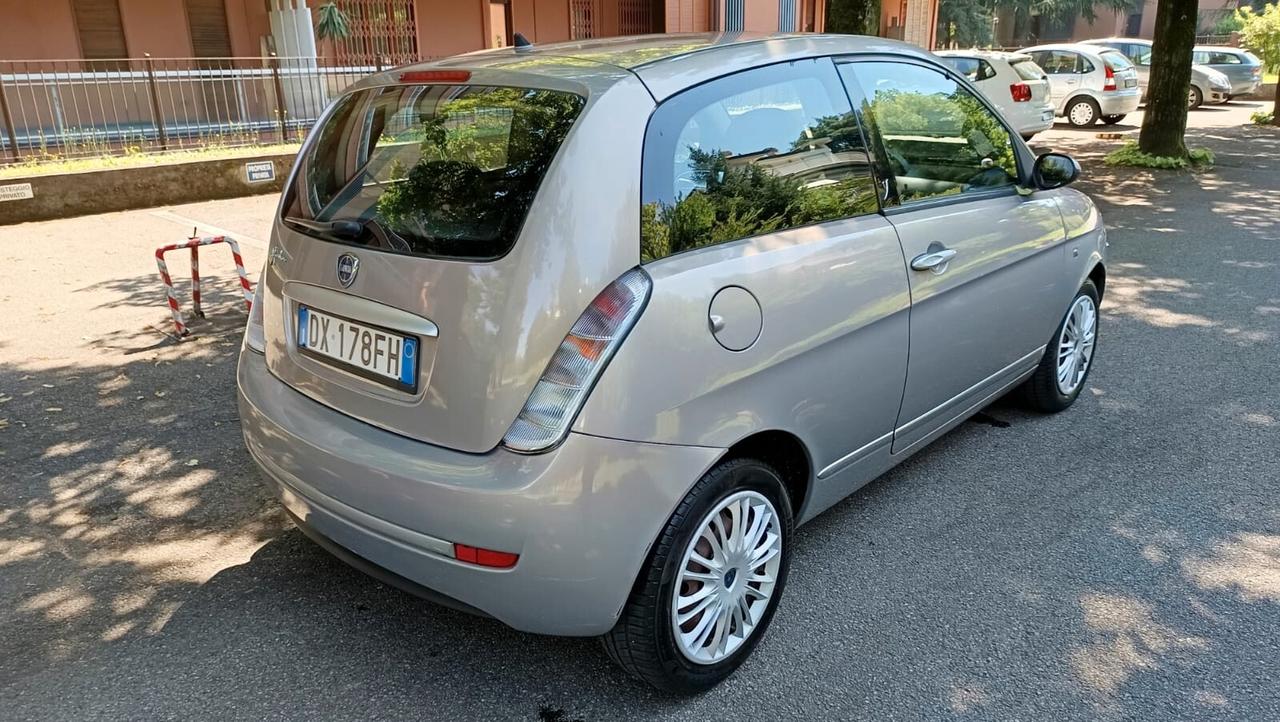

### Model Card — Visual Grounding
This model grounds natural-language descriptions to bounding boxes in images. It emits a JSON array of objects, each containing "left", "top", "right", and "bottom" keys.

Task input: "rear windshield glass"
[
  {"left": 1010, "top": 58, "right": 1046, "bottom": 80},
  {"left": 283, "top": 84, "right": 585, "bottom": 260},
  {"left": 1101, "top": 52, "right": 1134, "bottom": 71}
]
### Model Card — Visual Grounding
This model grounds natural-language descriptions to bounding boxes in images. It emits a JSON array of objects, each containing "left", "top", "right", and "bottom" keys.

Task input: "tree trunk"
[
  {"left": 1138, "top": 0, "right": 1199, "bottom": 158},
  {"left": 1273, "top": 80, "right": 1279, "bottom": 126}
]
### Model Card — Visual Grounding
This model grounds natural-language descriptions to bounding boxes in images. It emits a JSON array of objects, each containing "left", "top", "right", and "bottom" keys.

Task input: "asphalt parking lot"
[{"left": 1, "top": 102, "right": 1277, "bottom": 720}]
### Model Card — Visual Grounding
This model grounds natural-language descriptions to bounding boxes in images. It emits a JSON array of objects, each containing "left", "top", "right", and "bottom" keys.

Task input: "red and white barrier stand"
[{"left": 155, "top": 234, "right": 253, "bottom": 337}]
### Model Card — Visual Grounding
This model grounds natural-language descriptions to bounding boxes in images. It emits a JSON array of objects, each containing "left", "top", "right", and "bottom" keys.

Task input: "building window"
[
  {"left": 779, "top": 0, "right": 798, "bottom": 32},
  {"left": 186, "top": 0, "right": 233, "bottom": 57},
  {"left": 72, "top": 0, "right": 128, "bottom": 61},
  {"left": 725, "top": 0, "right": 745, "bottom": 31},
  {"left": 332, "top": 0, "right": 419, "bottom": 65},
  {"left": 570, "top": 0, "right": 598, "bottom": 39}
]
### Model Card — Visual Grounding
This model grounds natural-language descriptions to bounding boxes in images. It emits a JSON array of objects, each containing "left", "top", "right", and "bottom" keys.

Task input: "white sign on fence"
[
  {"left": 0, "top": 183, "right": 34, "bottom": 202},
  {"left": 245, "top": 161, "right": 276, "bottom": 184}
]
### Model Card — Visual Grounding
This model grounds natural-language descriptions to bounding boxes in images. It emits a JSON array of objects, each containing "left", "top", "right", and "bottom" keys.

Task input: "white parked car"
[
  {"left": 1022, "top": 43, "right": 1142, "bottom": 127},
  {"left": 936, "top": 50, "right": 1055, "bottom": 139}
]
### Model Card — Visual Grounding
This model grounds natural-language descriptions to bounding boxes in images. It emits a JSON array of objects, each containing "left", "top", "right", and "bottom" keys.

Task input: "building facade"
[{"left": 0, "top": 1, "right": 852, "bottom": 63}]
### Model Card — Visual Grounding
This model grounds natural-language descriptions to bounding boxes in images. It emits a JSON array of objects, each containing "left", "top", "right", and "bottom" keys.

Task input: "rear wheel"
[
  {"left": 1188, "top": 86, "right": 1203, "bottom": 109},
  {"left": 602, "top": 458, "right": 793, "bottom": 694},
  {"left": 1066, "top": 97, "right": 1100, "bottom": 127},
  {"left": 1019, "top": 280, "right": 1100, "bottom": 413},
  {"left": 1101, "top": 114, "right": 1126, "bottom": 125}
]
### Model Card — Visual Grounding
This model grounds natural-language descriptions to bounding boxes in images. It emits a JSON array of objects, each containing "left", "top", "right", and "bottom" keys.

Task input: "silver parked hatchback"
[{"left": 238, "top": 33, "right": 1107, "bottom": 693}]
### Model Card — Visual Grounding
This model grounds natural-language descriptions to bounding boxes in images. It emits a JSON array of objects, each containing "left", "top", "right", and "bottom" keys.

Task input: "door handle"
[{"left": 910, "top": 247, "right": 958, "bottom": 274}]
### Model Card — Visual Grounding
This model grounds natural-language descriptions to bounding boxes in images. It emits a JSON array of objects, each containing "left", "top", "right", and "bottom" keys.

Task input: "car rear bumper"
[
  {"left": 1098, "top": 91, "right": 1141, "bottom": 116},
  {"left": 1231, "top": 79, "right": 1261, "bottom": 96},
  {"left": 1014, "top": 104, "right": 1056, "bottom": 136},
  {"left": 237, "top": 349, "right": 723, "bottom": 636}
]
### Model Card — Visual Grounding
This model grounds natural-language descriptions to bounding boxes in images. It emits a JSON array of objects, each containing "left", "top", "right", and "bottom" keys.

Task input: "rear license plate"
[
  {"left": 1125, "top": 78, "right": 1137, "bottom": 88},
  {"left": 297, "top": 306, "right": 418, "bottom": 391},
  {"left": 1042, "top": 110, "right": 1054, "bottom": 121}
]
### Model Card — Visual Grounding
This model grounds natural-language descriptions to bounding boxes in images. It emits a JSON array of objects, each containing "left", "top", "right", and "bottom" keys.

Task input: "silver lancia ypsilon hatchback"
[{"left": 239, "top": 33, "right": 1106, "bottom": 692}]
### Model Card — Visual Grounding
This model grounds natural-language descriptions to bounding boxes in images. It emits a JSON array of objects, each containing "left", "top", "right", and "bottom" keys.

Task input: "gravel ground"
[{"left": 1, "top": 102, "right": 1277, "bottom": 721}]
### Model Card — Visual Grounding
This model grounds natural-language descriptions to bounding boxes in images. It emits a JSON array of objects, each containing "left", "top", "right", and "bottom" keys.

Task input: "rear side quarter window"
[{"left": 639, "top": 59, "right": 879, "bottom": 263}]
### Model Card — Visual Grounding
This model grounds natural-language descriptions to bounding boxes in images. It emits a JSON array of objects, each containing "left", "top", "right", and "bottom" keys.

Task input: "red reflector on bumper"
[{"left": 453, "top": 543, "right": 519, "bottom": 569}]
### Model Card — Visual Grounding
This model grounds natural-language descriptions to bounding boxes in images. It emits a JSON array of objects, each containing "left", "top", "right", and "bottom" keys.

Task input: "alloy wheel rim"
[
  {"left": 1056, "top": 295, "right": 1097, "bottom": 395},
  {"left": 1188, "top": 88, "right": 1199, "bottom": 108},
  {"left": 671, "top": 490, "right": 782, "bottom": 665},
  {"left": 1070, "top": 102, "right": 1094, "bottom": 126}
]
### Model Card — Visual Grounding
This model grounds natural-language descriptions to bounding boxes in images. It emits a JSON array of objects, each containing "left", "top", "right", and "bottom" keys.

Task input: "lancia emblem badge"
[{"left": 336, "top": 253, "right": 359, "bottom": 288}]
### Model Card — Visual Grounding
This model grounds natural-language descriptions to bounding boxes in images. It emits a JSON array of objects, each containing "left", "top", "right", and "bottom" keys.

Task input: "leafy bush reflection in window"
[{"left": 641, "top": 111, "right": 879, "bottom": 263}]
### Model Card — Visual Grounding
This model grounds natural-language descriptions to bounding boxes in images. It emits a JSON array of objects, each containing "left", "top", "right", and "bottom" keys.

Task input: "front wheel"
[
  {"left": 1066, "top": 98, "right": 1100, "bottom": 127},
  {"left": 1102, "top": 114, "right": 1126, "bottom": 125},
  {"left": 1018, "top": 280, "right": 1100, "bottom": 413},
  {"left": 1188, "top": 86, "right": 1204, "bottom": 109},
  {"left": 602, "top": 458, "right": 793, "bottom": 694}
]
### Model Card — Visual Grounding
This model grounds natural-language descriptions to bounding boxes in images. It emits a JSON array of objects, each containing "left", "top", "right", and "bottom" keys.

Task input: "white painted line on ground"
[{"left": 148, "top": 209, "right": 269, "bottom": 249}]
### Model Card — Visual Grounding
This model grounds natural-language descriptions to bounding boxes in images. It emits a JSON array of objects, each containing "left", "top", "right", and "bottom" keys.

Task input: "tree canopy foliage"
[
  {"left": 932, "top": 0, "right": 1141, "bottom": 48},
  {"left": 1237, "top": 3, "right": 1280, "bottom": 126}
]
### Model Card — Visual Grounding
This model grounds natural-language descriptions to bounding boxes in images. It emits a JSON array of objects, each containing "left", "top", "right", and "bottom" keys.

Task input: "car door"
[
  {"left": 1031, "top": 50, "right": 1082, "bottom": 110},
  {"left": 837, "top": 58, "right": 1068, "bottom": 454},
  {"left": 610, "top": 56, "right": 911, "bottom": 492}
]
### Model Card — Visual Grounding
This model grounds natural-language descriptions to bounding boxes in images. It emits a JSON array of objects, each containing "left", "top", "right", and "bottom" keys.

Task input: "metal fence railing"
[{"left": 0, "top": 55, "right": 391, "bottom": 164}]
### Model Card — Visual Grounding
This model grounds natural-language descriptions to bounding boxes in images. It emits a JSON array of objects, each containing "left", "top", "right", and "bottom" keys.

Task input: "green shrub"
[
  {"left": 1104, "top": 141, "right": 1215, "bottom": 169},
  {"left": 1251, "top": 110, "right": 1276, "bottom": 125}
]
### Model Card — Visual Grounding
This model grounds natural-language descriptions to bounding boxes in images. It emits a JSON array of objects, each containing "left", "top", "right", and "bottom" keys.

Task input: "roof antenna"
[{"left": 513, "top": 32, "right": 533, "bottom": 52}]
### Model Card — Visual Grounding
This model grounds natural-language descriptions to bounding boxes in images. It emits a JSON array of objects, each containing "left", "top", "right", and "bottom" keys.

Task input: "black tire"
[
  {"left": 602, "top": 458, "right": 794, "bottom": 694},
  {"left": 1102, "top": 114, "right": 1126, "bottom": 125},
  {"left": 1189, "top": 86, "right": 1203, "bottom": 110},
  {"left": 1018, "top": 279, "right": 1100, "bottom": 413},
  {"left": 1066, "top": 97, "right": 1100, "bottom": 127}
]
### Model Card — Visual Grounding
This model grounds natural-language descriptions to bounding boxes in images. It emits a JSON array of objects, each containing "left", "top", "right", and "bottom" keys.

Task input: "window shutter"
[
  {"left": 186, "top": 0, "right": 233, "bottom": 57},
  {"left": 72, "top": 0, "right": 128, "bottom": 60}
]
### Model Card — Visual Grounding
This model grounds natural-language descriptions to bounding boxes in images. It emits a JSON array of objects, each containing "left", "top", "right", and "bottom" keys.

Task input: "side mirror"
[{"left": 1032, "top": 152, "right": 1080, "bottom": 190}]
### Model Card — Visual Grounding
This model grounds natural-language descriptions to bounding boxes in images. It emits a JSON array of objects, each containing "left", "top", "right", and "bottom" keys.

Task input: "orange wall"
[
  {"left": 743, "top": 0, "right": 781, "bottom": 32},
  {"left": 119, "top": 0, "right": 193, "bottom": 56},
  {"left": 416, "top": 0, "right": 487, "bottom": 57},
  {"left": 0, "top": 0, "right": 82, "bottom": 59},
  {"left": 0, "top": 0, "right": 269, "bottom": 60},
  {"left": 227, "top": 0, "right": 272, "bottom": 56}
]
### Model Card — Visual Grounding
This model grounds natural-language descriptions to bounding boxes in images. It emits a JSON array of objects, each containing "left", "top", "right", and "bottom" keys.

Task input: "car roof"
[
  {"left": 1081, "top": 37, "right": 1151, "bottom": 45},
  {"left": 935, "top": 49, "right": 1032, "bottom": 62},
  {"left": 1022, "top": 42, "right": 1117, "bottom": 57},
  {"left": 362, "top": 32, "right": 936, "bottom": 101}
]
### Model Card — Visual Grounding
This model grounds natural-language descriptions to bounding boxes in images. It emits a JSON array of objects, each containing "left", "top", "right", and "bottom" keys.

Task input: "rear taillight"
[
  {"left": 1252, "top": 66, "right": 1262, "bottom": 77},
  {"left": 501, "top": 268, "right": 652, "bottom": 453},
  {"left": 1103, "top": 65, "right": 1117, "bottom": 91},
  {"left": 1010, "top": 83, "right": 1033, "bottom": 102},
  {"left": 243, "top": 265, "right": 266, "bottom": 354}
]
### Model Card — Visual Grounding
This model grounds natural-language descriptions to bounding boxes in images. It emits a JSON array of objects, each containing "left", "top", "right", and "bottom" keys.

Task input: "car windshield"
[
  {"left": 283, "top": 83, "right": 585, "bottom": 260},
  {"left": 1010, "top": 58, "right": 1046, "bottom": 80},
  {"left": 1100, "top": 52, "right": 1134, "bottom": 71}
]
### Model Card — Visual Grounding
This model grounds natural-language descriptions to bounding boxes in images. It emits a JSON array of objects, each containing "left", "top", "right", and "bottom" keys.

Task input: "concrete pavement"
[{"left": 1, "top": 103, "right": 1277, "bottom": 720}]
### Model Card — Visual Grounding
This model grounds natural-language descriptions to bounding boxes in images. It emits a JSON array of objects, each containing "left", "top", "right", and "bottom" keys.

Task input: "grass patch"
[
  {"left": 1104, "top": 141, "right": 1215, "bottom": 169},
  {"left": 0, "top": 143, "right": 301, "bottom": 179}
]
